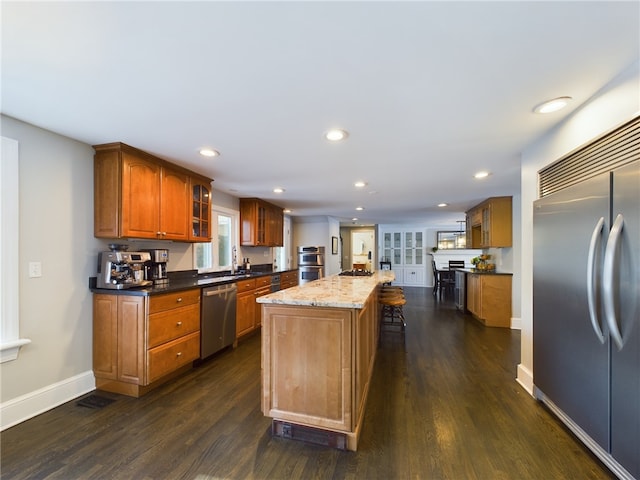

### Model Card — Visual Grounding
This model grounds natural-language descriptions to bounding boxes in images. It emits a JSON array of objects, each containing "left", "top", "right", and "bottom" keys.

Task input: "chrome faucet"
[{"left": 231, "top": 246, "right": 238, "bottom": 274}]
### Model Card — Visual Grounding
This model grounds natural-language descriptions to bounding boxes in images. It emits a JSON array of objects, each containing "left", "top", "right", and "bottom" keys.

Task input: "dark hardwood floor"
[{"left": 1, "top": 288, "right": 614, "bottom": 479}]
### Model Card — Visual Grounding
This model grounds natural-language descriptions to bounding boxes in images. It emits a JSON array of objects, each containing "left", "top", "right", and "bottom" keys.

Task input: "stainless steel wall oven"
[{"left": 297, "top": 246, "right": 325, "bottom": 284}]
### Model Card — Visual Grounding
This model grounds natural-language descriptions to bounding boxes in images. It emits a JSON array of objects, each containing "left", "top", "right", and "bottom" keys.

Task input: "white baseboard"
[
  {"left": 516, "top": 363, "right": 534, "bottom": 396},
  {"left": 510, "top": 316, "right": 522, "bottom": 330},
  {"left": 1, "top": 371, "right": 95, "bottom": 431}
]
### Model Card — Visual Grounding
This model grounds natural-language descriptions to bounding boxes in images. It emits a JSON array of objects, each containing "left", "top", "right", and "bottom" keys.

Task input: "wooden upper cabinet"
[
  {"left": 465, "top": 196, "right": 512, "bottom": 248},
  {"left": 240, "top": 198, "right": 284, "bottom": 247},
  {"left": 189, "top": 177, "right": 212, "bottom": 242},
  {"left": 121, "top": 152, "right": 161, "bottom": 239},
  {"left": 94, "top": 142, "right": 213, "bottom": 242},
  {"left": 159, "top": 167, "right": 190, "bottom": 241}
]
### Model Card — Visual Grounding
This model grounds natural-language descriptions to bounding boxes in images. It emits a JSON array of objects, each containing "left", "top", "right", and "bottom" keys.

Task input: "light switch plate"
[{"left": 29, "top": 261, "right": 42, "bottom": 278}]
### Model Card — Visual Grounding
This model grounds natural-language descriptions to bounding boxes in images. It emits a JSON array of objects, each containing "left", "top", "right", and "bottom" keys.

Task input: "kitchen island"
[{"left": 257, "top": 270, "right": 394, "bottom": 450}]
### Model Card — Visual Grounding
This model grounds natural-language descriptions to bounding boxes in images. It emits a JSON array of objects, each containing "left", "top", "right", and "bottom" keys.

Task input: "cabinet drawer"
[
  {"left": 147, "top": 331, "right": 200, "bottom": 383},
  {"left": 148, "top": 303, "right": 200, "bottom": 348},
  {"left": 255, "top": 276, "right": 271, "bottom": 288},
  {"left": 281, "top": 271, "right": 297, "bottom": 282},
  {"left": 236, "top": 278, "right": 256, "bottom": 293},
  {"left": 149, "top": 289, "right": 200, "bottom": 314},
  {"left": 255, "top": 286, "right": 271, "bottom": 297}
]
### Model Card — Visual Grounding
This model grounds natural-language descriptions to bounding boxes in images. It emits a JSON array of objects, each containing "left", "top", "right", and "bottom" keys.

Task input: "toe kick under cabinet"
[{"left": 93, "top": 289, "right": 201, "bottom": 397}]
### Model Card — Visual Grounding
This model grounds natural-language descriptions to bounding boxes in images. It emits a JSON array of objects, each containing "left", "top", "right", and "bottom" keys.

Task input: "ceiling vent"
[{"left": 538, "top": 115, "right": 640, "bottom": 198}]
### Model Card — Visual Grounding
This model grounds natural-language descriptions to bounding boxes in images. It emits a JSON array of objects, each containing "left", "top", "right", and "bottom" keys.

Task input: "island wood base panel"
[
  {"left": 272, "top": 420, "right": 348, "bottom": 450},
  {"left": 261, "top": 298, "right": 379, "bottom": 451}
]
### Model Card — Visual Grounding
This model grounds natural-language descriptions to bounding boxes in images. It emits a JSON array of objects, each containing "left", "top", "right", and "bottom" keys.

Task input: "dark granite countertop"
[
  {"left": 456, "top": 268, "right": 513, "bottom": 275},
  {"left": 89, "top": 268, "right": 298, "bottom": 296}
]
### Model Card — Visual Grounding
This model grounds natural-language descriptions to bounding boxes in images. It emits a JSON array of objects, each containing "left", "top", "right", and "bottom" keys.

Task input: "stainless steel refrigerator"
[{"left": 533, "top": 159, "right": 638, "bottom": 480}]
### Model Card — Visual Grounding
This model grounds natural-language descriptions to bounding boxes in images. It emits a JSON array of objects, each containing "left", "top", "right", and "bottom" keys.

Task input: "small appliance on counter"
[
  {"left": 96, "top": 250, "right": 152, "bottom": 289},
  {"left": 143, "top": 248, "right": 169, "bottom": 286}
]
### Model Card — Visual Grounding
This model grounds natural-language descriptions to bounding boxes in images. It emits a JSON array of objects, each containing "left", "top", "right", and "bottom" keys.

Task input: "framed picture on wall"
[{"left": 331, "top": 236, "right": 338, "bottom": 255}]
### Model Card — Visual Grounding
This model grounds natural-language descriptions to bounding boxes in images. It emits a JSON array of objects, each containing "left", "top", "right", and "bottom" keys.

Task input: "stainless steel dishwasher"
[{"left": 200, "top": 283, "right": 237, "bottom": 359}]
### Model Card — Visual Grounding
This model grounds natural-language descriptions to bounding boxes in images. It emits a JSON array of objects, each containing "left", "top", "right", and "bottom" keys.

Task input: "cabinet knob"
[
  {"left": 177, "top": 298, "right": 183, "bottom": 303},
  {"left": 176, "top": 321, "right": 182, "bottom": 326},
  {"left": 176, "top": 352, "right": 182, "bottom": 357}
]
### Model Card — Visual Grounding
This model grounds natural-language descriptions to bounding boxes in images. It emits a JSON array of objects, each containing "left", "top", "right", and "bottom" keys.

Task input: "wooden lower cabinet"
[
  {"left": 236, "top": 279, "right": 257, "bottom": 337},
  {"left": 261, "top": 290, "right": 379, "bottom": 450},
  {"left": 280, "top": 270, "right": 298, "bottom": 289},
  {"left": 236, "top": 276, "right": 272, "bottom": 338},
  {"left": 254, "top": 278, "right": 271, "bottom": 329},
  {"left": 466, "top": 273, "right": 512, "bottom": 327},
  {"left": 92, "top": 289, "right": 201, "bottom": 397}
]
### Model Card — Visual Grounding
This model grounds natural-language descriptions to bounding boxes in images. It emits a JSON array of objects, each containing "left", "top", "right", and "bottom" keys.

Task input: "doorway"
[{"left": 351, "top": 230, "right": 375, "bottom": 270}]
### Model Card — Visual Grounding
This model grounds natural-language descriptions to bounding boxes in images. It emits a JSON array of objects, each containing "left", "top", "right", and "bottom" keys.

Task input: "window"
[
  {"left": 193, "top": 206, "right": 238, "bottom": 272},
  {"left": 217, "top": 213, "right": 232, "bottom": 270},
  {"left": 1, "top": 136, "right": 31, "bottom": 362}
]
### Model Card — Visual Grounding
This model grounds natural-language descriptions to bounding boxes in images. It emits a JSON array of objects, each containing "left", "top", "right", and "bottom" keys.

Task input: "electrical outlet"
[{"left": 29, "top": 261, "right": 42, "bottom": 278}]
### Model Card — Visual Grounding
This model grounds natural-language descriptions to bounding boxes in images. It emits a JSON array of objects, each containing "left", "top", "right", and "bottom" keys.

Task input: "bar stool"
[{"left": 379, "top": 288, "right": 406, "bottom": 331}]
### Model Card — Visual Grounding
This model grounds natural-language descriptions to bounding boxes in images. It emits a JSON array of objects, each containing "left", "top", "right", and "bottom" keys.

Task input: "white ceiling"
[{"left": 2, "top": 1, "right": 639, "bottom": 227}]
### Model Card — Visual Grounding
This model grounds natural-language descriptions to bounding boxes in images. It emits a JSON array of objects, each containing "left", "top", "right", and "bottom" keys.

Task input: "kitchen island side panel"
[{"left": 262, "top": 305, "right": 354, "bottom": 432}]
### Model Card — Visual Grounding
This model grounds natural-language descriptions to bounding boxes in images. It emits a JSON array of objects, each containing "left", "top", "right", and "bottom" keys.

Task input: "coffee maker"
[
  {"left": 97, "top": 251, "right": 152, "bottom": 289},
  {"left": 143, "top": 249, "right": 169, "bottom": 286}
]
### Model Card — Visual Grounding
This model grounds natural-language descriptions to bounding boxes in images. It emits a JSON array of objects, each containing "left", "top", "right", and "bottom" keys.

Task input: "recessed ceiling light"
[
  {"left": 533, "top": 96, "right": 572, "bottom": 114},
  {"left": 474, "top": 171, "right": 490, "bottom": 179},
  {"left": 273, "top": 187, "right": 285, "bottom": 193},
  {"left": 354, "top": 181, "right": 367, "bottom": 188},
  {"left": 438, "top": 203, "right": 448, "bottom": 207},
  {"left": 199, "top": 148, "right": 219, "bottom": 157},
  {"left": 284, "top": 209, "right": 292, "bottom": 214},
  {"left": 355, "top": 206, "right": 364, "bottom": 211},
  {"left": 325, "top": 129, "right": 349, "bottom": 141},
  {"left": 352, "top": 217, "right": 358, "bottom": 221}
]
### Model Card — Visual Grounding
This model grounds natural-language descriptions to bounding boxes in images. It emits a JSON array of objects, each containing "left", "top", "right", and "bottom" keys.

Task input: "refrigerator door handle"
[
  {"left": 603, "top": 213, "right": 625, "bottom": 350},
  {"left": 587, "top": 217, "right": 606, "bottom": 343}
]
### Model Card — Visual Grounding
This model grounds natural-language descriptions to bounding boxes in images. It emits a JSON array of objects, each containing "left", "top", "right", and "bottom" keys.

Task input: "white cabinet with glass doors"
[{"left": 380, "top": 228, "right": 427, "bottom": 286}]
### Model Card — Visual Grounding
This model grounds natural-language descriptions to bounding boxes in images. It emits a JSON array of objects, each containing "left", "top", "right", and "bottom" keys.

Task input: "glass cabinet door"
[
  {"left": 405, "top": 232, "right": 414, "bottom": 265},
  {"left": 382, "top": 232, "right": 402, "bottom": 265},
  {"left": 191, "top": 182, "right": 211, "bottom": 241},
  {"left": 414, "top": 231, "right": 423, "bottom": 265},
  {"left": 403, "top": 231, "right": 425, "bottom": 265}
]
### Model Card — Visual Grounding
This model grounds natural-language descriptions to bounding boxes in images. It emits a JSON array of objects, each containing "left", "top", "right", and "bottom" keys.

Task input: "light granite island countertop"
[
  {"left": 257, "top": 270, "right": 395, "bottom": 309},
  {"left": 257, "top": 270, "right": 395, "bottom": 451}
]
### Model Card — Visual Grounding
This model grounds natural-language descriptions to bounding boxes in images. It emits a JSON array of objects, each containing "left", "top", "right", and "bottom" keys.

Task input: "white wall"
[
  {"left": 292, "top": 216, "right": 341, "bottom": 275},
  {"left": 517, "top": 60, "right": 640, "bottom": 395},
  {"left": 0, "top": 116, "right": 102, "bottom": 427},
  {"left": 0, "top": 116, "right": 216, "bottom": 428}
]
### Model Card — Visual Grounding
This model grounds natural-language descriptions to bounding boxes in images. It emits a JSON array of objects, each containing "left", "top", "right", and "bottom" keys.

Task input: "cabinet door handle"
[
  {"left": 176, "top": 352, "right": 182, "bottom": 357},
  {"left": 176, "top": 321, "right": 182, "bottom": 327},
  {"left": 176, "top": 298, "right": 183, "bottom": 303}
]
